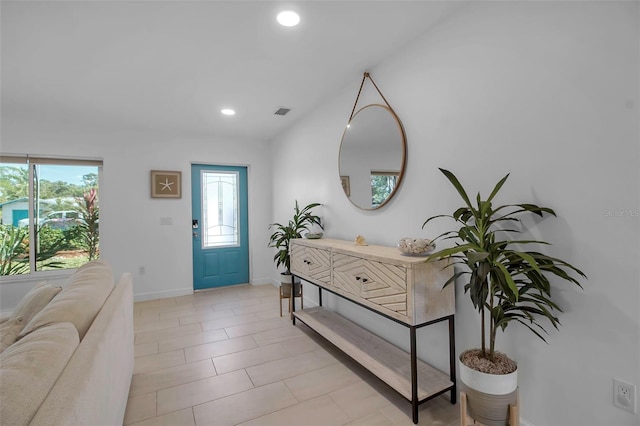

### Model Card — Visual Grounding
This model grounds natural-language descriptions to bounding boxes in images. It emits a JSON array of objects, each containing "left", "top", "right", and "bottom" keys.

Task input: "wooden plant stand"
[{"left": 460, "top": 389, "right": 519, "bottom": 426}]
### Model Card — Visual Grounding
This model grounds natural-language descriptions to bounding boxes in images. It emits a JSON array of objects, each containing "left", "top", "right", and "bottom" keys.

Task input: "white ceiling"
[{"left": 1, "top": 1, "right": 461, "bottom": 142}]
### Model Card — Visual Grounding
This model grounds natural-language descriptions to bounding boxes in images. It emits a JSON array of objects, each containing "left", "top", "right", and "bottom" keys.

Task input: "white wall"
[
  {"left": 270, "top": 2, "right": 639, "bottom": 425},
  {"left": 0, "top": 119, "right": 274, "bottom": 308}
]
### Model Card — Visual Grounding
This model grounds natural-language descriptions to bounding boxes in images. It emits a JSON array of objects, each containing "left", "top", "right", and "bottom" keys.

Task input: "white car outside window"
[{"left": 17, "top": 211, "right": 83, "bottom": 228}]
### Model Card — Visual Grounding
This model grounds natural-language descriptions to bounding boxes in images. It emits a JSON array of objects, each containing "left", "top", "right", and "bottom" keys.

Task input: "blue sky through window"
[{"left": 39, "top": 165, "right": 97, "bottom": 186}]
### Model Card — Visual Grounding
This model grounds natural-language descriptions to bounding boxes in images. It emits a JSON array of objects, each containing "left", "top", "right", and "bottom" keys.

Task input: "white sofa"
[{"left": 0, "top": 261, "right": 134, "bottom": 425}]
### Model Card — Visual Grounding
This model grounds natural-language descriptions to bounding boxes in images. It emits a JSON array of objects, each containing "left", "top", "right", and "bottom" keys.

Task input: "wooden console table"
[{"left": 289, "top": 238, "right": 456, "bottom": 424}]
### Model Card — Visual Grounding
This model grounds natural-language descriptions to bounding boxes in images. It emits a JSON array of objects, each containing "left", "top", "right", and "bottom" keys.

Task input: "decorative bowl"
[
  {"left": 305, "top": 232, "right": 324, "bottom": 239},
  {"left": 397, "top": 237, "right": 435, "bottom": 256}
]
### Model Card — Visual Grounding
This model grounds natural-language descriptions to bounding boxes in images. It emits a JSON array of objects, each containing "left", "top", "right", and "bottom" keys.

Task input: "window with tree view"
[
  {"left": 371, "top": 171, "right": 399, "bottom": 208},
  {"left": 0, "top": 156, "right": 101, "bottom": 276}
]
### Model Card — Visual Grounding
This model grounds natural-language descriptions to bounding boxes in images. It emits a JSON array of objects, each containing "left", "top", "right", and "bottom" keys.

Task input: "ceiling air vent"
[{"left": 274, "top": 107, "right": 291, "bottom": 116}]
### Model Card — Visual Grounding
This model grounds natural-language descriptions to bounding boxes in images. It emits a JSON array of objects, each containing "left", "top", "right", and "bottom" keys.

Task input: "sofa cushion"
[
  {"left": 13, "top": 281, "right": 62, "bottom": 326},
  {"left": 0, "top": 322, "right": 79, "bottom": 426},
  {"left": 0, "top": 316, "right": 25, "bottom": 353},
  {"left": 19, "top": 261, "right": 115, "bottom": 340},
  {"left": 1, "top": 282, "right": 62, "bottom": 353}
]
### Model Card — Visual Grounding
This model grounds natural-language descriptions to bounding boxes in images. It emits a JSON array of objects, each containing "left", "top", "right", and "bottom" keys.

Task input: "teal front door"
[{"left": 191, "top": 164, "right": 249, "bottom": 290}]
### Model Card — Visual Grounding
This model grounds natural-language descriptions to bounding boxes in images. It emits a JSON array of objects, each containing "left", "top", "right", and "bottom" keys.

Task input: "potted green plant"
[
  {"left": 422, "top": 168, "right": 586, "bottom": 425},
  {"left": 268, "top": 200, "right": 324, "bottom": 289}
]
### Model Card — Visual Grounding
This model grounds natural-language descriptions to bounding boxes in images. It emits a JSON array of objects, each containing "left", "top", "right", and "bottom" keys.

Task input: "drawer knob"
[
  {"left": 362, "top": 278, "right": 369, "bottom": 283},
  {"left": 355, "top": 276, "right": 361, "bottom": 281}
]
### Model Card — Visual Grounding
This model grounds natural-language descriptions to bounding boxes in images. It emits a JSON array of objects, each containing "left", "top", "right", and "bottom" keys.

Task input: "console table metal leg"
[
  {"left": 410, "top": 325, "right": 418, "bottom": 424},
  {"left": 319, "top": 287, "right": 323, "bottom": 307},
  {"left": 291, "top": 275, "right": 297, "bottom": 325},
  {"left": 449, "top": 316, "right": 457, "bottom": 404}
]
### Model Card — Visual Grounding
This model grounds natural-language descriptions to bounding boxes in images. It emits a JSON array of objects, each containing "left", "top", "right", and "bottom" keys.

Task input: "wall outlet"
[{"left": 614, "top": 378, "right": 637, "bottom": 414}]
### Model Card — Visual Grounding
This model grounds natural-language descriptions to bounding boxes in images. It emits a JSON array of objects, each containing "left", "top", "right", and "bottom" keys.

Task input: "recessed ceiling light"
[
  {"left": 277, "top": 11, "right": 300, "bottom": 27},
  {"left": 221, "top": 109, "right": 235, "bottom": 116}
]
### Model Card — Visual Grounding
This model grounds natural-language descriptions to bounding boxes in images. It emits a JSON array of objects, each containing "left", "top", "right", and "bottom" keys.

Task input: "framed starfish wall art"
[{"left": 150, "top": 170, "right": 182, "bottom": 198}]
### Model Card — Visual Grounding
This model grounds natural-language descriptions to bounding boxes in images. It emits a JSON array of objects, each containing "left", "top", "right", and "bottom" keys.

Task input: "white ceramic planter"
[
  {"left": 459, "top": 358, "right": 518, "bottom": 395},
  {"left": 280, "top": 273, "right": 302, "bottom": 297},
  {"left": 459, "top": 357, "right": 519, "bottom": 426},
  {"left": 280, "top": 273, "right": 300, "bottom": 285}
]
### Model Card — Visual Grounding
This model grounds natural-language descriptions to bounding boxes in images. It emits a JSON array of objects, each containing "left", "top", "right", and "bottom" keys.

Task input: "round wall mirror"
[{"left": 338, "top": 104, "right": 407, "bottom": 210}]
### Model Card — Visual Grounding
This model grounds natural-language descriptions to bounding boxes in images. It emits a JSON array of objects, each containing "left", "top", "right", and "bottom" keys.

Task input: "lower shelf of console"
[{"left": 292, "top": 306, "right": 453, "bottom": 403}]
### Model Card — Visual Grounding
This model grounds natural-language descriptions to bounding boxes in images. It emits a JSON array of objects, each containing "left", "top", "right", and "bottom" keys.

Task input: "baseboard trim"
[
  {"left": 133, "top": 288, "right": 193, "bottom": 302},
  {"left": 133, "top": 282, "right": 279, "bottom": 302},
  {"left": 302, "top": 295, "right": 319, "bottom": 308}
]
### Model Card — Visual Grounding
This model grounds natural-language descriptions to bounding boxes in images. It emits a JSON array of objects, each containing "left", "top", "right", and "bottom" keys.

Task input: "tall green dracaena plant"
[
  {"left": 423, "top": 169, "right": 585, "bottom": 359},
  {"left": 268, "top": 201, "right": 323, "bottom": 274}
]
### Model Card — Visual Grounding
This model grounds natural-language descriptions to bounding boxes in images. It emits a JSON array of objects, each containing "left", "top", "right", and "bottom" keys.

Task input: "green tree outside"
[{"left": 0, "top": 166, "right": 28, "bottom": 203}]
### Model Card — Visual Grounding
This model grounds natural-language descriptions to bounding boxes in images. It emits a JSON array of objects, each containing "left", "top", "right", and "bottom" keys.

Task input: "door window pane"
[{"left": 201, "top": 171, "right": 239, "bottom": 247}]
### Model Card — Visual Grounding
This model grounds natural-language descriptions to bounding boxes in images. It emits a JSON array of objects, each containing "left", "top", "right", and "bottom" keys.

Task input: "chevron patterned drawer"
[
  {"left": 333, "top": 253, "right": 408, "bottom": 317},
  {"left": 291, "top": 244, "right": 331, "bottom": 285},
  {"left": 332, "top": 253, "right": 362, "bottom": 297}
]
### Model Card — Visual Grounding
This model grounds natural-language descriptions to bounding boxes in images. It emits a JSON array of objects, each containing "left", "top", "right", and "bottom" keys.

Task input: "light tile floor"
[{"left": 125, "top": 284, "right": 459, "bottom": 426}]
